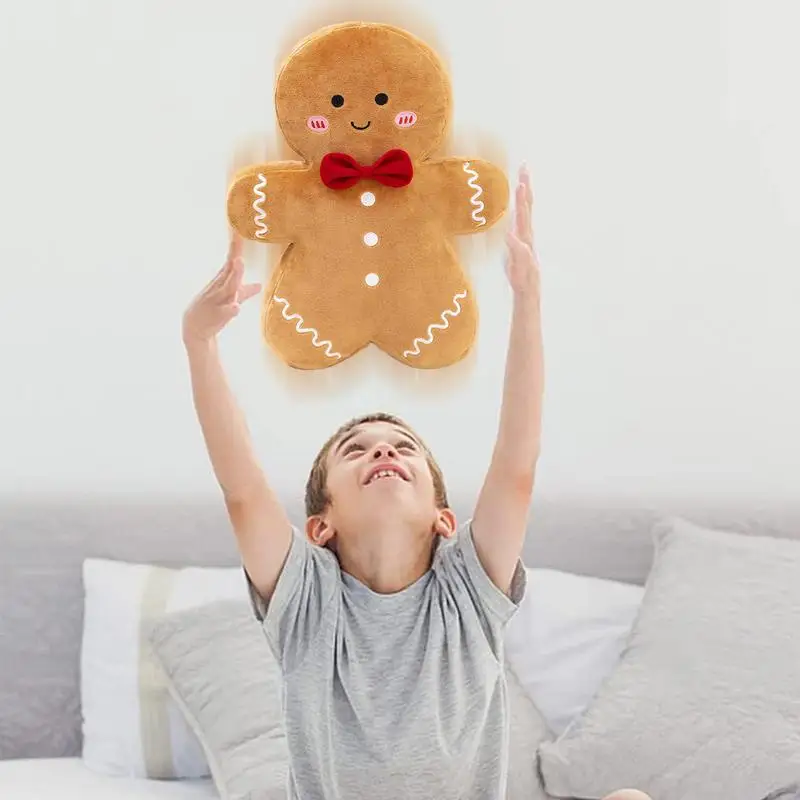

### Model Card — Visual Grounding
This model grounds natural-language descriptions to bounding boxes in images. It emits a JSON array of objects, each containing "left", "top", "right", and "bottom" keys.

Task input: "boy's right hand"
[{"left": 182, "top": 233, "right": 262, "bottom": 346}]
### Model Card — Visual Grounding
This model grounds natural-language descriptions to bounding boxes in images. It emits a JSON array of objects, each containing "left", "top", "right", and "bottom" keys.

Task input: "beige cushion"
[
  {"left": 506, "top": 664, "right": 554, "bottom": 800},
  {"left": 147, "top": 601, "right": 288, "bottom": 800},
  {"left": 538, "top": 517, "right": 800, "bottom": 800}
]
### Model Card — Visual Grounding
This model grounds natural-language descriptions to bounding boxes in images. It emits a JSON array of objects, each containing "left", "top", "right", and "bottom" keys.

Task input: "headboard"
[{"left": 1, "top": 493, "right": 798, "bottom": 759}]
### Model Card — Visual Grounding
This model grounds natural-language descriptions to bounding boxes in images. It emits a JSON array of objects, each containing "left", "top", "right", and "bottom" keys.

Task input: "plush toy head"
[
  {"left": 275, "top": 23, "right": 451, "bottom": 165},
  {"left": 227, "top": 22, "right": 509, "bottom": 370}
]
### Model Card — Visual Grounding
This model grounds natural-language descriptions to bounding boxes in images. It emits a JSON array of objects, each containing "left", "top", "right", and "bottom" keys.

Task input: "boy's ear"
[
  {"left": 433, "top": 508, "right": 457, "bottom": 539},
  {"left": 306, "top": 515, "right": 335, "bottom": 547}
]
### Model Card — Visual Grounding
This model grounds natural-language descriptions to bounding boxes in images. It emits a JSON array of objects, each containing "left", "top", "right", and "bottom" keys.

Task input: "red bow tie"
[{"left": 320, "top": 149, "right": 414, "bottom": 190}]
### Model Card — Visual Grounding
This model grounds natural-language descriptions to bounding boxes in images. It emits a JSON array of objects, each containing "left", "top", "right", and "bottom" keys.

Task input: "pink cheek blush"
[
  {"left": 307, "top": 116, "right": 330, "bottom": 133},
  {"left": 394, "top": 111, "right": 418, "bottom": 128}
]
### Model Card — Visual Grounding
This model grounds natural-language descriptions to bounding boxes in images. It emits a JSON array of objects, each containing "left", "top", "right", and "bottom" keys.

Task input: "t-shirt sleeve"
[
  {"left": 435, "top": 520, "right": 527, "bottom": 647},
  {"left": 244, "top": 527, "right": 339, "bottom": 673}
]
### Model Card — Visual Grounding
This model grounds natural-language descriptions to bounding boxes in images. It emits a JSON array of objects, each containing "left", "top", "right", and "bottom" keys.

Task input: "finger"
[
  {"left": 227, "top": 230, "right": 244, "bottom": 265},
  {"left": 219, "top": 254, "right": 244, "bottom": 298},
  {"left": 220, "top": 299, "right": 241, "bottom": 317},
  {"left": 507, "top": 229, "right": 538, "bottom": 267},
  {"left": 520, "top": 163, "right": 534, "bottom": 206},
  {"left": 203, "top": 263, "right": 228, "bottom": 293},
  {"left": 237, "top": 282, "right": 262, "bottom": 302},
  {"left": 208, "top": 261, "right": 233, "bottom": 298},
  {"left": 515, "top": 185, "right": 533, "bottom": 245},
  {"left": 206, "top": 239, "right": 239, "bottom": 294},
  {"left": 213, "top": 233, "right": 243, "bottom": 287},
  {"left": 505, "top": 229, "right": 528, "bottom": 256},
  {"left": 208, "top": 244, "right": 236, "bottom": 282},
  {"left": 517, "top": 182, "right": 535, "bottom": 247}
]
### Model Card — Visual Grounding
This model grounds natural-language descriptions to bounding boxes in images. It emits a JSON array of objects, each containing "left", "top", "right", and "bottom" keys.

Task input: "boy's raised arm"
[
  {"left": 183, "top": 234, "right": 292, "bottom": 602},
  {"left": 472, "top": 166, "right": 544, "bottom": 596}
]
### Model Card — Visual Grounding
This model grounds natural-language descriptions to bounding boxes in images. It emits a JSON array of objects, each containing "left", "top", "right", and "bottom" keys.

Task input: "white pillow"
[
  {"left": 505, "top": 568, "right": 644, "bottom": 735},
  {"left": 80, "top": 558, "right": 247, "bottom": 779}
]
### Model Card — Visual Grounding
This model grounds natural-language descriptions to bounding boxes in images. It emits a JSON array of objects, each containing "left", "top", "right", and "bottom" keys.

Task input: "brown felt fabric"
[{"left": 227, "top": 22, "right": 509, "bottom": 370}]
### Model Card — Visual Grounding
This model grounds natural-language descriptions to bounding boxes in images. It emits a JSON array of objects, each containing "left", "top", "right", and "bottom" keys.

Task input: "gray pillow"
[
  {"left": 762, "top": 784, "right": 800, "bottom": 800},
  {"left": 506, "top": 663, "right": 554, "bottom": 800},
  {"left": 538, "top": 517, "right": 800, "bottom": 800},
  {"left": 147, "top": 600, "right": 288, "bottom": 800},
  {"left": 148, "top": 600, "right": 553, "bottom": 800}
]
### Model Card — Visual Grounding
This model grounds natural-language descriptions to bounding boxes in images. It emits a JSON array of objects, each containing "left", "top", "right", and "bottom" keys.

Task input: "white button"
[
  {"left": 365, "top": 273, "right": 380, "bottom": 287},
  {"left": 363, "top": 232, "right": 379, "bottom": 247},
  {"left": 360, "top": 191, "right": 376, "bottom": 207}
]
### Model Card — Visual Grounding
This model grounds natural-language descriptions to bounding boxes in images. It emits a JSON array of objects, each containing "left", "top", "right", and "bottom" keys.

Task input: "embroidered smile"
[{"left": 351, "top": 120, "right": 371, "bottom": 130}]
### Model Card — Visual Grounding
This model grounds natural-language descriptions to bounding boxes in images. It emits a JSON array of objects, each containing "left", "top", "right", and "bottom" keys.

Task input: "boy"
[{"left": 183, "top": 166, "right": 643, "bottom": 799}]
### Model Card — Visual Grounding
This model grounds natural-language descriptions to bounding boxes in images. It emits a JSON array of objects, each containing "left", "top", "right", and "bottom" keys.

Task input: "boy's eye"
[
  {"left": 397, "top": 440, "right": 416, "bottom": 451},
  {"left": 343, "top": 442, "right": 364, "bottom": 455}
]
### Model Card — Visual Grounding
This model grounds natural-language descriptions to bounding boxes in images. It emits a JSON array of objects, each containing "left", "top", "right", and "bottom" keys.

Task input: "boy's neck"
[{"left": 334, "top": 522, "right": 436, "bottom": 594}]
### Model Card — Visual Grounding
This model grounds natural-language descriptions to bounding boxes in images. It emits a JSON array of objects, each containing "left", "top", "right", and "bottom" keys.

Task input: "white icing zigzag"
[
  {"left": 462, "top": 162, "right": 486, "bottom": 226},
  {"left": 403, "top": 291, "right": 468, "bottom": 358},
  {"left": 252, "top": 173, "right": 269, "bottom": 238},
  {"left": 272, "top": 295, "right": 341, "bottom": 360}
]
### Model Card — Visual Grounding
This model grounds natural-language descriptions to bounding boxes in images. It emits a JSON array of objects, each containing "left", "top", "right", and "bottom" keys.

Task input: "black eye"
[
  {"left": 331, "top": 94, "right": 344, "bottom": 108},
  {"left": 375, "top": 92, "right": 389, "bottom": 106}
]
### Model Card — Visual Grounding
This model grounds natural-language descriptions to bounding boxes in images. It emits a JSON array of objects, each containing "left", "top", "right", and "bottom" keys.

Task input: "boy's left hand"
[{"left": 505, "top": 165, "right": 540, "bottom": 297}]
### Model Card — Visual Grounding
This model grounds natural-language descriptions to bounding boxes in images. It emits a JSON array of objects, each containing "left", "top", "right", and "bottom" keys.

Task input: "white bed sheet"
[{"left": 0, "top": 758, "right": 219, "bottom": 799}]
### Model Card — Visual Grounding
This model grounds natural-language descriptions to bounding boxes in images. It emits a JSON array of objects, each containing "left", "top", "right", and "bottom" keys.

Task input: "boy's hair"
[{"left": 305, "top": 412, "right": 449, "bottom": 517}]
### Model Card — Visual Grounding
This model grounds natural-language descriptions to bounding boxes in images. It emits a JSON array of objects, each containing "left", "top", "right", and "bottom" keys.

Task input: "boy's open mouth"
[
  {"left": 350, "top": 121, "right": 371, "bottom": 130},
  {"left": 364, "top": 465, "right": 410, "bottom": 485}
]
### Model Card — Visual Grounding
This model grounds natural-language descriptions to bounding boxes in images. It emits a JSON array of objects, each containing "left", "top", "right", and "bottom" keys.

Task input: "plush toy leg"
[
  {"left": 375, "top": 275, "right": 478, "bottom": 369},
  {"left": 601, "top": 790, "right": 653, "bottom": 800},
  {"left": 264, "top": 252, "right": 371, "bottom": 370}
]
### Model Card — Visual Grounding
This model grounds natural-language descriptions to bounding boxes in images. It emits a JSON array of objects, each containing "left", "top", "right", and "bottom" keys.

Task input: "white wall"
[{"left": 1, "top": 0, "right": 798, "bottom": 504}]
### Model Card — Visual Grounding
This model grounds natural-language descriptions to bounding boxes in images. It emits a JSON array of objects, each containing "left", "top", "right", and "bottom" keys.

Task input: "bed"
[
  {"left": 2, "top": 494, "right": 798, "bottom": 798},
  {"left": 0, "top": 758, "right": 217, "bottom": 799}
]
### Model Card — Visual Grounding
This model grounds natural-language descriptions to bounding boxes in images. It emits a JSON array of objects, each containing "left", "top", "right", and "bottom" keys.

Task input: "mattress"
[{"left": 0, "top": 758, "right": 218, "bottom": 799}]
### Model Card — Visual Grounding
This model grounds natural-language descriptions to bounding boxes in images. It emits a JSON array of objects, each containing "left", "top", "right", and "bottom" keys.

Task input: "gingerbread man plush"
[{"left": 227, "top": 21, "right": 509, "bottom": 370}]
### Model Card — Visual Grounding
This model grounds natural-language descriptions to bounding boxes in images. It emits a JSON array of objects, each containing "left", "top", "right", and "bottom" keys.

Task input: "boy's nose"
[{"left": 372, "top": 444, "right": 397, "bottom": 459}]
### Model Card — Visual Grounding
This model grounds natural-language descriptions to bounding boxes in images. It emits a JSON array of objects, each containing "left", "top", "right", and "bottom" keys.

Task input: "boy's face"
[{"left": 309, "top": 420, "right": 454, "bottom": 546}]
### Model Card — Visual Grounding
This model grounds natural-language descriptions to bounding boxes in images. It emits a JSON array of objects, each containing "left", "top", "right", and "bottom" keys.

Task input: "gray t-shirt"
[{"left": 248, "top": 522, "right": 526, "bottom": 800}]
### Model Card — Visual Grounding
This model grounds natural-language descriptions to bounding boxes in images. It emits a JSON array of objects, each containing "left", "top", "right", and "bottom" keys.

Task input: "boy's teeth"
[{"left": 369, "top": 469, "right": 401, "bottom": 484}]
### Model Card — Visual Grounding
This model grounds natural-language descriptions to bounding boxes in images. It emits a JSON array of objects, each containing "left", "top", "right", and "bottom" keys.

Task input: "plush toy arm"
[
  {"left": 427, "top": 157, "right": 510, "bottom": 235},
  {"left": 226, "top": 162, "right": 308, "bottom": 243}
]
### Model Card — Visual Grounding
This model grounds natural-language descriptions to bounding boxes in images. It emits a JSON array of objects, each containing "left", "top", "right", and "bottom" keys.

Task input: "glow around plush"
[{"left": 227, "top": 22, "right": 509, "bottom": 370}]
